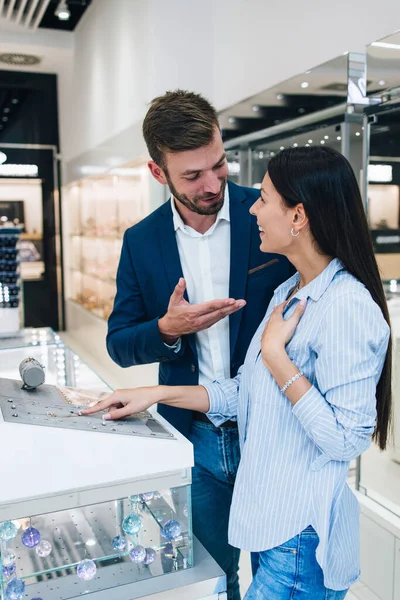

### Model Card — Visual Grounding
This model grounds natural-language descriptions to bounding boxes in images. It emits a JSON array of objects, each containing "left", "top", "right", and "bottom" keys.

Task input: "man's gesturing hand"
[{"left": 158, "top": 278, "right": 246, "bottom": 344}]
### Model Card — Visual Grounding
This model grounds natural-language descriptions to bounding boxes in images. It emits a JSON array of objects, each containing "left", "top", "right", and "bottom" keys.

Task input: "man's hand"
[{"left": 158, "top": 278, "right": 246, "bottom": 344}]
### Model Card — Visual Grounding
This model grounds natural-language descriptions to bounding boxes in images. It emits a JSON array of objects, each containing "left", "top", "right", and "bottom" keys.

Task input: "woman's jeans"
[{"left": 244, "top": 526, "right": 349, "bottom": 600}]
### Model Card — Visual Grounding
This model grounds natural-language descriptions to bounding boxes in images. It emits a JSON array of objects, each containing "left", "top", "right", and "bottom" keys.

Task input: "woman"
[{"left": 83, "top": 146, "right": 392, "bottom": 599}]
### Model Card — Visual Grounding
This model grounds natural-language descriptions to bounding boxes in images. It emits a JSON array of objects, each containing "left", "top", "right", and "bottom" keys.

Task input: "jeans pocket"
[{"left": 274, "top": 534, "right": 299, "bottom": 553}]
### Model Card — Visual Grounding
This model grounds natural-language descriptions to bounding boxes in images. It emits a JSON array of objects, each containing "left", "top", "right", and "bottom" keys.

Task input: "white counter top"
[{"left": 0, "top": 408, "right": 193, "bottom": 519}]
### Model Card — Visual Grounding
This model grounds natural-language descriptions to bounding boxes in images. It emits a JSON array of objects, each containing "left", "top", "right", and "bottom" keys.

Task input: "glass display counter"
[{"left": 0, "top": 329, "right": 226, "bottom": 599}]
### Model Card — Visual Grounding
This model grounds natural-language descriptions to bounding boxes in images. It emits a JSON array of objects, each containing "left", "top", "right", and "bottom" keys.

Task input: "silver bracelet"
[{"left": 280, "top": 371, "right": 304, "bottom": 393}]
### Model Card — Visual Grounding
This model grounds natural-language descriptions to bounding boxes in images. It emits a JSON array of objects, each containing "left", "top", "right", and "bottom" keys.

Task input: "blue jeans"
[
  {"left": 244, "top": 526, "right": 349, "bottom": 600},
  {"left": 188, "top": 420, "right": 241, "bottom": 600}
]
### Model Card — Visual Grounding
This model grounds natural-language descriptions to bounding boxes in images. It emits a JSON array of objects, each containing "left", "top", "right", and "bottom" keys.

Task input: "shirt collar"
[
  {"left": 275, "top": 258, "right": 345, "bottom": 304},
  {"left": 171, "top": 184, "right": 230, "bottom": 233}
]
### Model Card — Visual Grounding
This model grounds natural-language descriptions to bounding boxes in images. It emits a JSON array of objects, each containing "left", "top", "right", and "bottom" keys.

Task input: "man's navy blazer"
[{"left": 107, "top": 181, "right": 294, "bottom": 436}]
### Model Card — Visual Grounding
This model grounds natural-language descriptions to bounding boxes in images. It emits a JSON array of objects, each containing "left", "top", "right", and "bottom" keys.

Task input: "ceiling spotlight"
[
  {"left": 293, "top": 143, "right": 298, "bottom": 147},
  {"left": 324, "top": 135, "right": 329, "bottom": 140},
  {"left": 280, "top": 146, "right": 285, "bottom": 151},
  {"left": 355, "top": 132, "right": 361, "bottom": 136},
  {"left": 228, "top": 117, "right": 236, "bottom": 124},
  {"left": 337, "top": 136, "right": 342, "bottom": 141},
  {"left": 0, "top": 151, "right": 7, "bottom": 164},
  {"left": 378, "top": 80, "right": 386, "bottom": 86},
  {"left": 300, "top": 82, "right": 309, "bottom": 89},
  {"left": 55, "top": 1, "right": 70, "bottom": 21},
  {"left": 258, "top": 151, "right": 264, "bottom": 159},
  {"left": 270, "top": 152, "right": 275, "bottom": 157},
  {"left": 252, "top": 105, "right": 260, "bottom": 112},
  {"left": 320, "top": 140, "right": 325, "bottom": 144},
  {"left": 305, "top": 144, "right": 310, "bottom": 147},
  {"left": 308, "top": 139, "right": 313, "bottom": 144},
  {"left": 276, "top": 94, "right": 283, "bottom": 100}
]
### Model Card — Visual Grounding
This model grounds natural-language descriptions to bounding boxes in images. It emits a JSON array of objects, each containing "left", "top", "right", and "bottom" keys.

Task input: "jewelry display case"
[
  {"left": 65, "top": 165, "right": 150, "bottom": 320},
  {"left": 0, "top": 329, "right": 226, "bottom": 599}
]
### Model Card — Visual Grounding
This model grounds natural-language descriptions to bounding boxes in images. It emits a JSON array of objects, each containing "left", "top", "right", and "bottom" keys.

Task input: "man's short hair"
[{"left": 142, "top": 90, "right": 219, "bottom": 170}]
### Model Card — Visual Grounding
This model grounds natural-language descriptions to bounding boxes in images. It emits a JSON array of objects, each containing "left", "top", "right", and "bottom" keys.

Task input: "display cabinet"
[{"left": 65, "top": 164, "right": 150, "bottom": 320}]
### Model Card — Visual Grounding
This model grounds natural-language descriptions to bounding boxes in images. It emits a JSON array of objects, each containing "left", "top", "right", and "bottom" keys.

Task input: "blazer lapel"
[
  {"left": 228, "top": 182, "right": 252, "bottom": 358},
  {"left": 157, "top": 201, "right": 197, "bottom": 358}
]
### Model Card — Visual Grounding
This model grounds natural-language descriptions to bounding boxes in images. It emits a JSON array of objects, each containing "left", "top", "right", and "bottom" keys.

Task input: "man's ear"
[{"left": 148, "top": 161, "right": 168, "bottom": 185}]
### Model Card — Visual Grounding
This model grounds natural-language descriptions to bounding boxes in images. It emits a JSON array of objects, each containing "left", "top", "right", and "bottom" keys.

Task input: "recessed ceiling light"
[
  {"left": 0, "top": 53, "right": 41, "bottom": 66},
  {"left": 11, "top": 98, "right": 19, "bottom": 104},
  {"left": 305, "top": 144, "right": 310, "bottom": 147},
  {"left": 276, "top": 94, "right": 283, "bottom": 100},
  {"left": 280, "top": 146, "right": 285, "bottom": 150},
  {"left": 301, "top": 82, "right": 309, "bottom": 89},
  {"left": 228, "top": 117, "right": 236, "bottom": 124},
  {"left": 270, "top": 152, "right": 275, "bottom": 156},
  {"left": 258, "top": 152, "right": 264, "bottom": 159},
  {"left": 308, "top": 139, "right": 313, "bottom": 144},
  {"left": 320, "top": 140, "right": 325, "bottom": 144},
  {"left": 355, "top": 132, "right": 361, "bottom": 136},
  {"left": 252, "top": 105, "right": 260, "bottom": 112},
  {"left": 293, "top": 143, "right": 298, "bottom": 147},
  {"left": 378, "top": 80, "right": 386, "bottom": 86},
  {"left": 55, "top": 0, "right": 70, "bottom": 20},
  {"left": 337, "top": 136, "right": 342, "bottom": 140},
  {"left": 324, "top": 135, "right": 329, "bottom": 140}
]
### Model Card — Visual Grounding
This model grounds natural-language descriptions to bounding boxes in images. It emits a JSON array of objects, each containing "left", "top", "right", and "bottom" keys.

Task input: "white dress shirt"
[{"left": 170, "top": 188, "right": 231, "bottom": 385}]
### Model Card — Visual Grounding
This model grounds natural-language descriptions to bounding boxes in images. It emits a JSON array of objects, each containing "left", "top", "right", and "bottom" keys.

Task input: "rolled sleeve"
[{"left": 203, "top": 367, "right": 242, "bottom": 427}]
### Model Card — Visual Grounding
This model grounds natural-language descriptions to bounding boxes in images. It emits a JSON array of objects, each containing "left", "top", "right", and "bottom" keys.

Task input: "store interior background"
[{"left": 1, "top": 1, "right": 400, "bottom": 599}]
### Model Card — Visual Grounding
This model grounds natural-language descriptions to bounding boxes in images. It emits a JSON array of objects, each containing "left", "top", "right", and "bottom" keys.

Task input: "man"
[{"left": 107, "top": 90, "right": 293, "bottom": 600}]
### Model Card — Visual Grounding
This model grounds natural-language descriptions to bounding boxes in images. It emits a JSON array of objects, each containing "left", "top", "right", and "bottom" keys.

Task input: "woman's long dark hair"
[{"left": 268, "top": 146, "right": 392, "bottom": 450}]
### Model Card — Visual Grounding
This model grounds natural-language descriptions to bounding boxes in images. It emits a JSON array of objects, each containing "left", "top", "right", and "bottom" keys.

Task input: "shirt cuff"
[
  {"left": 291, "top": 385, "right": 326, "bottom": 430},
  {"left": 203, "top": 381, "right": 234, "bottom": 427},
  {"left": 163, "top": 338, "right": 182, "bottom": 353}
]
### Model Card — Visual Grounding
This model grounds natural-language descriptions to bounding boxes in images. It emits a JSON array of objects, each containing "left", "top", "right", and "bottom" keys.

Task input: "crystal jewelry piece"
[
  {"left": 111, "top": 535, "right": 126, "bottom": 551},
  {"left": 280, "top": 370, "right": 304, "bottom": 393},
  {"left": 5, "top": 578, "right": 26, "bottom": 600},
  {"left": 0, "top": 521, "right": 18, "bottom": 542},
  {"left": 2, "top": 563, "right": 16, "bottom": 579},
  {"left": 128, "top": 494, "right": 140, "bottom": 504},
  {"left": 122, "top": 514, "right": 143, "bottom": 535},
  {"left": 76, "top": 559, "right": 97, "bottom": 580},
  {"left": 129, "top": 545, "right": 146, "bottom": 563},
  {"left": 21, "top": 526, "right": 41, "bottom": 548},
  {"left": 36, "top": 539, "right": 52, "bottom": 557},
  {"left": 143, "top": 547, "right": 157, "bottom": 565},
  {"left": 139, "top": 492, "right": 154, "bottom": 502},
  {"left": 2, "top": 549, "right": 17, "bottom": 566},
  {"left": 162, "top": 519, "right": 182, "bottom": 541}
]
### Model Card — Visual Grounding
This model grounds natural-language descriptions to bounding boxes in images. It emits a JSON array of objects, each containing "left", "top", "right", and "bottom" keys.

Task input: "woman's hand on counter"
[{"left": 80, "top": 386, "right": 162, "bottom": 420}]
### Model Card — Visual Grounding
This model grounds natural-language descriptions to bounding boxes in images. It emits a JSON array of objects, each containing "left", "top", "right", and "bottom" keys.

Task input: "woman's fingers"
[
  {"left": 103, "top": 403, "right": 135, "bottom": 420},
  {"left": 80, "top": 393, "right": 120, "bottom": 415}
]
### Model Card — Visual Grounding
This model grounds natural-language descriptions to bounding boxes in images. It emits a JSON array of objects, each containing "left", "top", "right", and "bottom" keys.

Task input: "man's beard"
[{"left": 166, "top": 174, "right": 226, "bottom": 216}]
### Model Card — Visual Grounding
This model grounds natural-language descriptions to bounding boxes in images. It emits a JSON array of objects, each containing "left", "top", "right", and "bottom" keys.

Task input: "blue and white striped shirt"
[{"left": 205, "top": 259, "right": 390, "bottom": 591}]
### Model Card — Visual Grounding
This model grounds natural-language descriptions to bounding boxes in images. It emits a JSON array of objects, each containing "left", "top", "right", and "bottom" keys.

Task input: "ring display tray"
[{"left": 0, "top": 377, "right": 175, "bottom": 440}]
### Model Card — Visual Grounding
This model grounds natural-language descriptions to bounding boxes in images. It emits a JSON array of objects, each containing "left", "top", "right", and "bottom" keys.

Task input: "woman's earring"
[{"left": 290, "top": 228, "right": 300, "bottom": 237}]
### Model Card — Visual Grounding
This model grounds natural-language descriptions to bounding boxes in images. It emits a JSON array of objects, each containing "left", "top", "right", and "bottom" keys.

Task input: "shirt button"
[{"left": 190, "top": 364, "right": 197, "bottom": 373}]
